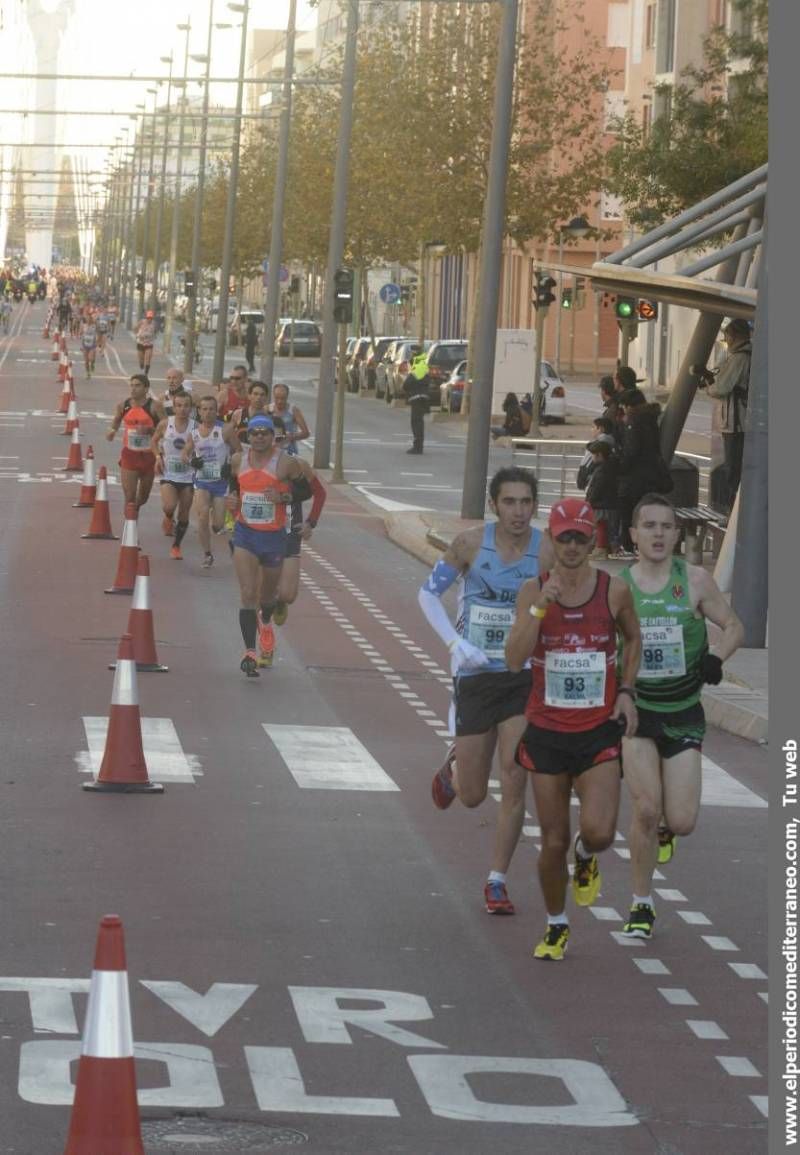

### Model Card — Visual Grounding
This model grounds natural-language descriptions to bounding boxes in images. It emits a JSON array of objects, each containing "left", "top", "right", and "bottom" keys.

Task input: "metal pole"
[
  {"left": 184, "top": 3, "right": 213, "bottom": 372},
  {"left": 554, "top": 230, "right": 563, "bottom": 373},
  {"left": 105, "top": 169, "right": 120, "bottom": 296},
  {"left": 138, "top": 92, "right": 159, "bottom": 319},
  {"left": 313, "top": 0, "right": 359, "bottom": 469},
  {"left": 98, "top": 177, "right": 112, "bottom": 292},
  {"left": 417, "top": 240, "right": 425, "bottom": 343},
  {"left": 126, "top": 120, "right": 147, "bottom": 330},
  {"left": 164, "top": 23, "right": 191, "bottom": 358},
  {"left": 461, "top": 0, "right": 518, "bottom": 520},
  {"left": 151, "top": 56, "right": 174, "bottom": 311},
  {"left": 332, "top": 325, "right": 347, "bottom": 482},
  {"left": 529, "top": 301, "right": 547, "bottom": 438},
  {"left": 731, "top": 239, "right": 767, "bottom": 646},
  {"left": 116, "top": 158, "right": 133, "bottom": 313},
  {"left": 212, "top": 0, "right": 250, "bottom": 388},
  {"left": 260, "top": 0, "right": 297, "bottom": 390},
  {"left": 568, "top": 274, "right": 576, "bottom": 373}
]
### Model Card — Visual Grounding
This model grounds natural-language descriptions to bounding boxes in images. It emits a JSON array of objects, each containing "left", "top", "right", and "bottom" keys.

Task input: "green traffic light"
[{"left": 615, "top": 298, "right": 635, "bottom": 319}]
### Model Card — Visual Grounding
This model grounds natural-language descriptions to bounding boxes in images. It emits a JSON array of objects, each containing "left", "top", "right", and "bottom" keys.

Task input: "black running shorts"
[
  {"left": 631, "top": 702, "right": 705, "bottom": 760},
  {"left": 516, "top": 717, "right": 623, "bottom": 777},
  {"left": 454, "top": 669, "right": 532, "bottom": 737}
]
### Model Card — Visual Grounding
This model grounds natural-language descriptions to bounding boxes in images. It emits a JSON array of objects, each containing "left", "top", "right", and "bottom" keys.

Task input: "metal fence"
[{"left": 510, "top": 439, "right": 711, "bottom": 513}]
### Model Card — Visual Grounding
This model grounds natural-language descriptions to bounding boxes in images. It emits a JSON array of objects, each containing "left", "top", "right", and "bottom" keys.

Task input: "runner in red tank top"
[
  {"left": 506, "top": 498, "right": 641, "bottom": 961},
  {"left": 106, "top": 374, "right": 166, "bottom": 509}
]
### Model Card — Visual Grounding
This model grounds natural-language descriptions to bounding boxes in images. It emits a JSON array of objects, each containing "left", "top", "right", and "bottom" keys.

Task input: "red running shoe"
[
  {"left": 484, "top": 880, "right": 515, "bottom": 915},
  {"left": 431, "top": 744, "right": 456, "bottom": 809}
]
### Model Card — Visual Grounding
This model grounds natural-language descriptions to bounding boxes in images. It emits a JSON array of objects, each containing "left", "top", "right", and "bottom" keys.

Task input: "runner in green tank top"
[{"left": 618, "top": 494, "right": 744, "bottom": 939}]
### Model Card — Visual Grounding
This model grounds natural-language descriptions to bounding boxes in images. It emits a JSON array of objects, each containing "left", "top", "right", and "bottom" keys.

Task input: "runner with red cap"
[{"left": 506, "top": 497, "right": 641, "bottom": 960}]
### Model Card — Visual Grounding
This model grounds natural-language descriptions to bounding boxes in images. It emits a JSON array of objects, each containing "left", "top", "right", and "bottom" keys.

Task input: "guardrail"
[{"left": 510, "top": 438, "right": 711, "bottom": 512}]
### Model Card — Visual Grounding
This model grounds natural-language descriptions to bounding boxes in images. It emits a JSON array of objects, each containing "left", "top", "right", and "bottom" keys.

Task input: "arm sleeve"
[
  {"left": 308, "top": 475, "right": 327, "bottom": 525},
  {"left": 418, "top": 560, "right": 461, "bottom": 649}
]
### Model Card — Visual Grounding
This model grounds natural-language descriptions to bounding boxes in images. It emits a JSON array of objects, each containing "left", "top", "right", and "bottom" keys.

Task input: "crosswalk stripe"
[
  {"left": 701, "top": 755, "right": 766, "bottom": 808},
  {"left": 263, "top": 724, "right": 399, "bottom": 792},
  {"left": 80, "top": 717, "right": 198, "bottom": 784}
]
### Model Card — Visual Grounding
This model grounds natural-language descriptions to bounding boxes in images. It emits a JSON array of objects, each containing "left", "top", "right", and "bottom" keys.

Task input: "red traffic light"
[{"left": 637, "top": 299, "right": 658, "bottom": 321}]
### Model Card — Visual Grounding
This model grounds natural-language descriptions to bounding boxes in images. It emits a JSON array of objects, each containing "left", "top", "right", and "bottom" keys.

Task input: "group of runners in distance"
[
  {"left": 419, "top": 467, "right": 743, "bottom": 960},
  {"left": 51, "top": 285, "right": 743, "bottom": 960},
  {"left": 105, "top": 361, "right": 325, "bottom": 675}
]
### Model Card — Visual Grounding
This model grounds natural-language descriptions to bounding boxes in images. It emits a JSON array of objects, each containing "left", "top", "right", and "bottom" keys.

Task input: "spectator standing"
[
  {"left": 244, "top": 318, "right": 258, "bottom": 374},
  {"left": 616, "top": 389, "right": 673, "bottom": 556},
  {"left": 402, "top": 352, "right": 432, "bottom": 454},
  {"left": 702, "top": 318, "right": 751, "bottom": 514},
  {"left": 585, "top": 439, "right": 620, "bottom": 558}
]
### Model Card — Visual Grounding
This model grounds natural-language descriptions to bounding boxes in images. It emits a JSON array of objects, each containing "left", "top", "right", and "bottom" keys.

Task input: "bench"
[{"left": 674, "top": 505, "right": 728, "bottom": 563}]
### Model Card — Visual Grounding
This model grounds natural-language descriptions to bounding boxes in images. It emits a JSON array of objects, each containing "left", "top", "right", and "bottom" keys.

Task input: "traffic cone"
[
  {"left": 57, "top": 373, "right": 72, "bottom": 414},
  {"left": 82, "top": 467, "right": 117, "bottom": 539},
  {"left": 51, "top": 335, "right": 60, "bottom": 361},
  {"left": 83, "top": 634, "right": 163, "bottom": 794},
  {"left": 63, "top": 914, "right": 146, "bottom": 1152},
  {"left": 67, "top": 360, "right": 76, "bottom": 399},
  {"left": 105, "top": 504, "right": 139, "bottom": 594},
  {"left": 43, "top": 324, "right": 49, "bottom": 339},
  {"left": 62, "top": 396, "right": 78, "bottom": 435},
  {"left": 63, "top": 423, "right": 83, "bottom": 472},
  {"left": 58, "top": 347, "right": 68, "bottom": 381},
  {"left": 73, "top": 445, "right": 96, "bottom": 507},
  {"left": 110, "top": 556, "right": 168, "bottom": 672}
]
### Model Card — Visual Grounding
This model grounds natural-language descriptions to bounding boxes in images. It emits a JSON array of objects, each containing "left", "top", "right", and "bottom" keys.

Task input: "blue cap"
[{"left": 247, "top": 415, "right": 274, "bottom": 432}]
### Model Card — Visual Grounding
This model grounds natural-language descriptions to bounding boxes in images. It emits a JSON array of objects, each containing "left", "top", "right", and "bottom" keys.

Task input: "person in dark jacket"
[
  {"left": 599, "top": 377, "right": 624, "bottom": 446},
  {"left": 585, "top": 439, "right": 620, "bottom": 557},
  {"left": 244, "top": 319, "right": 258, "bottom": 374},
  {"left": 616, "top": 389, "right": 672, "bottom": 555},
  {"left": 491, "top": 392, "right": 531, "bottom": 439},
  {"left": 402, "top": 353, "right": 432, "bottom": 453}
]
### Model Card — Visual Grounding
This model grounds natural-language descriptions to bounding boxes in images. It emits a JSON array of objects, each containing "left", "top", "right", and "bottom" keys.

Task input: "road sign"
[
  {"left": 379, "top": 283, "right": 401, "bottom": 305},
  {"left": 262, "top": 261, "right": 290, "bottom": 283}
]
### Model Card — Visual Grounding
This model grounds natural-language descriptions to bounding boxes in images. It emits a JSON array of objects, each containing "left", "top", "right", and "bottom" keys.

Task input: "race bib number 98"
[
  {"left": 544, "top": 651, "right": 606, "bottom": 708},
  {"left": 467, "top": 605, "right": 514, "bottom": 659},
  {"left": 639, "top": 624, "right": 686, "bottom": 679}
]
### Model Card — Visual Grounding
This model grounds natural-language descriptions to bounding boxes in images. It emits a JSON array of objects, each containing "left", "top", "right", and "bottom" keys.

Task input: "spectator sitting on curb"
[{"left": 491, "top": 392, "right": 531, "bottom": 440}]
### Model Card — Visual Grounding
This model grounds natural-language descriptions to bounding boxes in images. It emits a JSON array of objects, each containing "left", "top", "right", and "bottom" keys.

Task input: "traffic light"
[
  {"left": 637, "top": 298, "right": 658, "bottom": 321},
  {"left": 615, "top": 296, "right": 636, "bottom": 320},
  {"left": 561, "top": 288, "right": 573, "bottom": 309},
  {"left": 333, "top": 266, "right": 354, "bottom": 324},
  {"left": 533, "top": 272, "right": 556, "bottom": 310},
  {"left": 184, "top": 269, "right": 195, "bottom": 297}
]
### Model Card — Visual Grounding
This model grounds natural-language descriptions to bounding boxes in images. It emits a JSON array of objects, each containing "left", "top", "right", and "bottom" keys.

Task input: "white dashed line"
[
  {"left": 654, "top": 888, "right": 687, "bottom": 902},
  {"left": 633, "top": 958, "right": 670, "bottom": 975},
  {"left": 702, "top": 935, "right": 739, "bottom": 952},
  {"left": 750, "top": 1095, "right": 768, "bottom": 1117},
  {"left": 686, "top": 1020, "right": 729, "bottom": 1040},
  {"left": 715, "top": 1056, "right": 760, "bottom": 1077},
  {"left": 658, "top": 988, "right": 698, "bottom": 1007},
  {"left": 729, "top": 963, "right": 767, "bottom": 980},
  {"left": 589, "top": 907, "right": 622, "bottom": 921},
  {"left": 677, "top": 910, "right": 712, "bottom": 926}
]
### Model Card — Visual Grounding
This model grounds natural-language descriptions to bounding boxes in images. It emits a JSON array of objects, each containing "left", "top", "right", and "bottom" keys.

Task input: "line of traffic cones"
[
  {"left": 63, "top": 914, "right": 146, "bottom": 1153},
  {"left": 63, "top": 423, "right": 83, "bottom": 472},
  {"left": 62, "top": 396, "right": 78, "bottom": 435},
  {"left": 82, "top": 466, "right": 116, "bottom": 538},
  {"left": 73, "top": 446, "right": 96, "bottom": 508},
  {"left": 110, "top": 556, "right": 168, "bottom": 673},
  {"left": 105, "top": 503, "right": 140, "bottom": 594}
]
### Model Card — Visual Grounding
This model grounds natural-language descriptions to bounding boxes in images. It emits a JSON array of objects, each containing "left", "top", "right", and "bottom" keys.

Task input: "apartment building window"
[
  {"left": 645, "top": 2, "right": 657, "bottom": 49},
  {"left": 607, "top": 2, "right": 629, "bottom": 48},
  {"left": 655, "top": 0, "right": 676, "bottom": 73}
]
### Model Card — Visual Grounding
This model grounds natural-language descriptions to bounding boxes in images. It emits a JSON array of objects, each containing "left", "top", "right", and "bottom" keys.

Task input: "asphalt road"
[{"left": 0, "top": 303, "right": 767, "bottom": 1152}]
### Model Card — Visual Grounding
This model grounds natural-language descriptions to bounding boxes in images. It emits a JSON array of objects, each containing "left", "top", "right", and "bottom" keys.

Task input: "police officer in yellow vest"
[{"left": 402, "top": 352, "right": 431, "bottom": 455}]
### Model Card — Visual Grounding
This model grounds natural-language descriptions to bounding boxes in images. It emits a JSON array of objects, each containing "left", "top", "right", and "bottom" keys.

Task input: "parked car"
[
  {"left": 388, "top": 339, "right": 433, "bottom": 400},
  {"left": 425, "top": 339, "right": 469, "bottom": 407},
  {"left": 274, "top": 319, "right": 322, "bottom": 357},
  {"left": 359, "top": 336, "right": 397, "bottom": 394},
  {"left": 439, "top": 360, "right": 468, "bottom": 413},
  {"left": 205, "top": 301, "right": 238, "bottom": 334},
  {"left": 539, "top": 359, "right": 567, "bottom": 423},
  {"left": 346, "top": 336, "right": 371, "bottom": 392}
]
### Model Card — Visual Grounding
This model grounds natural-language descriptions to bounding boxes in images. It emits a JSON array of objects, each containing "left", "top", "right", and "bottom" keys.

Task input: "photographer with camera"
[{"left": 692, "top": 318, "right": 751, "bottom": 513}]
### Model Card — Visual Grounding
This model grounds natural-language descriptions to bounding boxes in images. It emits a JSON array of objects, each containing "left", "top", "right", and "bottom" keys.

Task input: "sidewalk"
[{"left": 378, "top": 506, "right": 768, "bottom": 745}]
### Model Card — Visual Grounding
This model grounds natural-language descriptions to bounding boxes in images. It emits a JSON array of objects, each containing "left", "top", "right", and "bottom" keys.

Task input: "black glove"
[
  {"left": 701, "top": 653, "right": 723, "bottom": 685},
  {"left": 190, "top": 455, "right": 204, "bottom": 470},
  {"left": 690, "top": 363, "right": 714, "bottom": 386},
  {"left": 220, "top": 460, "right": 231, "bottom": 481}
]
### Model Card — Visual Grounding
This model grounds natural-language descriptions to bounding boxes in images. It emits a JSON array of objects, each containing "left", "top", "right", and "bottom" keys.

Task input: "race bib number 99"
[
  {"left": 467, "top": 605, "right": 514, "bottom": 660},
  {"left": 639, "top": 624, "right": 686, "bottom": 679},
  {"left": 544, "top": 651, "right": 606, "bottom": 708},
  {"left": 241, "top": 493, "right": 274, "bottom": 525},
  {"left": 166, "top": 457, "right": 189, "bottom": 476}
]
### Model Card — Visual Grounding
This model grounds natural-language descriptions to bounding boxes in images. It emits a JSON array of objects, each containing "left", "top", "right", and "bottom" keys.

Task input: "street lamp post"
[
  {"left": 125, "top": 105, "right": 147, "bottom": 330},
  {"left": 212, "top": 0, "right": 249, "bottom": 388},
  {"left": 163, "top": 20, "right": 192, "bottom": 357},
  {"left": 150, "top": 53, "right": 174, "bottom": 311},
  {"left": 260, "top": 0, "right": 298, "bottom": 390},
  {"left": 137, "top": 87, "right": 159, "bottom": 319}
]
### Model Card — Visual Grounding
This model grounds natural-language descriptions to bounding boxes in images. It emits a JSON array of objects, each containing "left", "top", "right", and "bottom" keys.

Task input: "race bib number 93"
[{"left": 544, "top": 651, "right": 606, "bottom": 708}]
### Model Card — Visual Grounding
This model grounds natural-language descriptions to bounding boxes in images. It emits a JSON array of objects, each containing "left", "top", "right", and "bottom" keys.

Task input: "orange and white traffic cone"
[
  {"left": 63, "top": 914, "right": 146, "bottom": 1152},
  {"left": 83, "top": 634, "right": 163, "bottom": 794},
  {"left": 63, "top": 423, "right": 83, "bottom": 472},
  {"left": 62, "top": 396, "right": 78, "bottom": 435},
  {"left": 51, "top": 335, "right": 60, "bottom": 361},
  {"left": 105, "top": 503, "right": 140, "bottom": 594},
  {"left": 57, "top": 373, "right": 72, "bottom": 414},
  {"left": 73, "top": 445, "right": 96, "bottom": 507},
  {"left": 82, "top": 466, "right": 117, "bottom": 539},
  {"left": 58, "top": 347, "right": 69, "bottom": 381},
  {"left": 110, "top": 555, "right": 168, "bottom": 673},
  {"left": 67, "top": 360, "right": 76, "bottom": 400}
]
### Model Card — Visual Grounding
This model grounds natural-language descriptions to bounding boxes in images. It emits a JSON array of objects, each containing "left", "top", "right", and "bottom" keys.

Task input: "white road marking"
[
  {"left": 750, "top": 1095, "right": 768, "bottom": 1117},
  {"left": 701, "top": 935, "right": 739, "bottom": 952},
  {"left": 633, "top": 959, "right": 670, "bottom": 975},
  {"left": 658, "top": 989, "right": 698, "bottom": 1006},
  {"left": 353, "top": 486, "right": 433, "bottom": 513},
  {"left": 263, "top": 724, "right": 399, "bottom": 792},
  {"left": 759, "top": 992, "right": 768, "bottom": 1004},
  {"left": 687, "top": 1020, "right": 728, "bottom": 1040},
  {"left": 677, "top": 910, "right": 712, "bottom": 926},
  {"left": 79, "top": 717, "right": 198, "bottom": 784},
  {"left": 715, "top": 1056, "right": 760, "bottom": 1077},
  {"left": 729, "top": 962, "right": 767, "bottom": 980},
  {"left": 654, "top": 888, "right": 687, "bottom": 902},
  {"left": 701, "top": 755, "right": 766, "bottom": 808},
  {"left": 589, "top": 907, "right": 621, "bottom": 921}
]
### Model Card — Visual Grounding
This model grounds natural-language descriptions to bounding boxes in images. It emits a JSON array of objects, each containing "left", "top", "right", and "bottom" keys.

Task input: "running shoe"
[
  {"left": 162, "top": 515, "right": 174, "bottom": 536},
  {"left": 484, "top": 880, "right": 515, "bottom": 915},
  {"left": 224, "top": 510, "right": 235, "bottom": 533},
  {"left": 533, "top": 923, "right": 570, "bottom": 961},
  {"left": 657, "top": 825, "right": 676, "bottom": 864},
  {"left": 622, "top": 902, "right": 656, "bottom": 939},
  {"left": 256, "top": 613, "right": 275, "bottom": 668},
  {"left": 240, "top": 650, "right": 259, "bottom": 678},
  {"left": 431, "top": 745, "right": 457, "bottom": 809},
  {"left": 201, "top": 552, "right": 214, "bottom": 569},
  {"left": 273, "top": 600, "right": 288, "bottom": 627},
  {"left": 170, "top": 545, "right": 182, "bottom": 561},
  {"left": 571, "top": 834, "right": 601, "bottom": 907}
]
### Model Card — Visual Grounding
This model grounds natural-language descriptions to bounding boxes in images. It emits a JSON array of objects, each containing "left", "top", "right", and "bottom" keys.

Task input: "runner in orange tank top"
[
  {"left": 505, "top": 498, "right": 641, "bottom": 961},
  {"left": 106, "top": 374, "right": 166, "bottom": 509}
]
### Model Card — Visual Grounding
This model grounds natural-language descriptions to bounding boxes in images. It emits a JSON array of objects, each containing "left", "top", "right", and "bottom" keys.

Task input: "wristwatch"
[{"left": 616, "top": 685, "right": 637, "bottom": 702}]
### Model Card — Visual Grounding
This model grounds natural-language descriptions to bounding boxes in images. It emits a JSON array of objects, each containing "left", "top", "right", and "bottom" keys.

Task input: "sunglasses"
[
  {"left": 249, "top": 428, "right": 272, "bottom": 436},
  {"left": 555, "top": 530, "right": 591, "bottom": 545}
]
